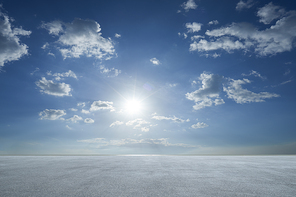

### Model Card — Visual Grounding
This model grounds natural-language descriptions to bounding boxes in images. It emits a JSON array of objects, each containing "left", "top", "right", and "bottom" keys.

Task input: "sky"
[{"left": 0, "top": 0, "right": 296, "bottom": 155}]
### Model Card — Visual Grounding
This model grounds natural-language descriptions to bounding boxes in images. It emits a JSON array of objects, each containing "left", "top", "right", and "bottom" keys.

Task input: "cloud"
[
  {"left": 42, "top": 18, "right": 115, "bottom": 60},
  {"left": 126, "top": 118, "right": 150, "bottom": 131},
  {"left": 39, "top": 109, "right": 66, "bottom": 120},
  {"left": 41, "top": 20, "right": 63, "bottom": 35},
  {"left": 99, "top": 65, "right": 121, "bottom": 77},
  {"left": 236, "top": 0, "right": 254, "bottom": 11},
  {"left": 36, "top": 77, "right": 72, "bottom": 97},
  {"left": 66, "top": 125, "right": 72, "bottom": 130},
  {"left": 47, "top": 70, "right": 77, "bottom": 81},
  {"left": 208, "top": 20, "right": 219, "bottom": 25},
  {"left": 223, "top": 78, "right": 280, "bottom": 104},
  {"left": 77, "top": 102, "right": 86, "bottom": 108},
  {"left": 190, "top": 3, "right": 296, "bottom": 56},
  {"left": 242, "top": 70, "right": 266, "bottom": 80},
  {"left": 0, "top": 8, "right": 31, "bottom": 67},
  {"left": 84, "top": 118, "right": 94, "bottom": 124},
  {"left": 67, "top": 115, "right": 83, "bottom": 123},
  {"left": 186, "top": 72, "right": 224, "bottom": 110},
  {"left": 191, "top": 122, "right": 208, "bottom": 129},
  {"left": 115, "top": 33, "right": 121, "bottom": 38},
  {"left": 77, "top": 138, "right": 195, "bottom": 148},
  {"left": 150, "top": 57, "right": 161, "bottom": 65},
  {"left": 181, "top": 0, "right": 198, "bottom": 12},
  {"left": 178, "top": 32, "right": 188, "bottom": 39},
  {"left": 81, "top": 109, "right": 90, "bottom": 114},
  {"left": 186, "top": 22, "right": 202, "bottom": 33},
  {"left": 152, "top": 115, "right": 190, "bottom": 123},
  {"left": 257, "top": 2, "right": 286, "bottom": 24},
  {"left": 110, "top": 121, "right": 124, "bottom": 127},
  {"left": 90, "top": 100, "right": 115, "bottom": 112},
  {"left": 69, "top": 108, "right": 78, "bottom": 111}
]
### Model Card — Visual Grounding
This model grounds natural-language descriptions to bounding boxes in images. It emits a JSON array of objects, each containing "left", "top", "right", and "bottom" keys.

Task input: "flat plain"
[{"left": 0, "top": 156, "right": 295, "bottom": 196}]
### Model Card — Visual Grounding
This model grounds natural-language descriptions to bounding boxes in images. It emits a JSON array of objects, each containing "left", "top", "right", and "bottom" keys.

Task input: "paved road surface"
[{"left": 0, "top": 156, "right": 295, "bottom": 196}]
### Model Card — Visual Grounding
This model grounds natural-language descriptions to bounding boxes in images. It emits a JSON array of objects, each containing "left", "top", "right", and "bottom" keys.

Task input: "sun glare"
[{"left": 125, "top": 99, "right": 142, "bottom": 114}]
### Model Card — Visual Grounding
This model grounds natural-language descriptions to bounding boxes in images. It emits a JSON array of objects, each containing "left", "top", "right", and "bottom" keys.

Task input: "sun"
[{"left": 125, "top": 99, "right": 142, "bottom": 114}]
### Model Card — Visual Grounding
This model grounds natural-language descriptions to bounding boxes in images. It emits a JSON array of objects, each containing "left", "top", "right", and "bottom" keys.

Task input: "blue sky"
[{"left": 0, "top": 0, "right": 296, "bottom": 155}]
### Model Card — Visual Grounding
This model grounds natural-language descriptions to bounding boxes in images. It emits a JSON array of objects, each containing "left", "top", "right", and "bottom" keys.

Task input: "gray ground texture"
[{"left": 0, "top": 156, "right": 295, "bottom": 197}]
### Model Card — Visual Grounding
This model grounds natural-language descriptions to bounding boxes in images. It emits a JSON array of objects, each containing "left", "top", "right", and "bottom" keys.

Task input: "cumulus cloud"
[
  {"left": 77, "top": 138, "right": 195, "bottom": 148},
  {"left": 42, "top": 18, "right": 115, "bottom": 60},
  {"left": 81, "top": 109, "right": 90, "bottom": 114},
  {"left": 47, "top": 70, "right": 77, "bottom": 81},
  {"left": 208, "top": 20, "right": 219, "bottom": 25},
  {"left": 152, "top": 115, "right": 189, "bottom": 123},
  {"left": 0, "top": 8, "right": 31, "bottom": 67},
  {"left": 150, "top": 57, "right": 161, "bottom": 65},
  {"left": 190, "top": 3, "right": 296, "bottom": 56},
  {"left": 191, "top": 122, "right": 208, "bottom": 129},
  {"left": 77, "top": 102, "right": 86, "bottom": 108},
  {"left": 69, "top": 108, "right": 78, "bottom": 111},
  {"left": 99, "top": 65, "right": 121, "bottom": 77},
  {"left": 90, "top": 100, "right": 115, "bottom": 112},
  {"left": 257, "top": 2, "right": 286, "bottom": 24},
  {"left": 181, "top": 0, "right": 198, "bottom": 12},
  {"left": 36, "top": 77, "right": 72, "bottom": 97},
  {"left": 67, "top": 115, "right": 83, "bottom": 123},
  {"left": 39, "top": 109, "right": 66, "bottom": 120},
  {"left": 115, "top": 33, "right": 121, "bottom": 38},
  {"left": 223, "top": 78, "right": 280, "bottom": 104},
  {"left": 186, "top": 72, "right": 224, "bottom": 110},
  {"left": 186, "top": 22, "right": 202, "bottom": 33},
  {"left": 84, "top": 118, "right": 94, "bottom": 124},
  {"left": 126, "top": 118, "right": 150, "bottom": 131},
  {"left": 41, "top": 20, "right": 63, "bottom": 35},
  {"left": 236, "top": 0, "right": 254, "bottom": 11}
]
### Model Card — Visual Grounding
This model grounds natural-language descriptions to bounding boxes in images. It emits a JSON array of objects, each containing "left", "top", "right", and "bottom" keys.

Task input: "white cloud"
[
  {"left": 257, "top": 2, "right": 286, "bottom": 24},
  {"left": 190, "top": 37, "right": 246, "bottom": 52},
  {"left": 99, "top": 65, "right": 121, "bottom": 77},
  {"left": 191, "top": 122, "right": 208, "bottom": 129},
  {"left": 66, "top": 125, "right": 72, "bottom": 130},
  {"left": 150, "top": 57, "right": 161, "bottom": 65},
  {"left": 126, "top": 118, "right": 150, "bottom": 131},
  {"left": 181, "top": 0, "right": 198, "bottom": 12},
  {"left": 41, "top": 20, "right": 63, "bottom": 35},
  {"left": 47, "top": 70, "right": 77, "bottom": 81},
  {"left": 191, "top": 35, "right": 204, "bottom": 41},
  {"left": 186, "top": 72, "right": 224, "bottom": 110},
  {"left": 77, "top": 102, "right": 86, "bottom": 108},
  {"left": 42, "top": 18, "right": 115, "bottom": 60},
  {"left": 41, "top": 43, "right": 49, "bottom": 49},
  {"left": 90, "top": 100, "right": 115, "bottom": 112},
  {"left": 30, "top": 67, "right": 40, "bottom": 75},
  {"left": 242, "top": 70, "right": 266, "bottom": 80},
  {"left": 186, "top": 22, "right": 202, "bottom": 33},
  {"left": 77, "top": 138, "right": 195, "bottom": 148},
  {"left": 223, "top": 78, "right": 280, "bottom": 104},
  {"left": 0, "top": 9, "right": 31, "bottom": 67},
  {"left": 208, "top": 20, "right": 219, "bottom": 25},
  {"left": 115, "top": 33, "right": 121, "bottom": 38},
  {"left": 35, "top": 77, "right": 72, "bottom": 97},
  {"left": 69, "top": 108, "right": 78, "bottom": 111},
  {"left": 110, "top": 121, "right": 124, "bottom": 127},
  {"left": 152, "top": 115, "right": 189, "bottom": 123},
  {"left": 81, "top": 109, "right": 90, "bottom": 114},
  {"left": 84, "top": 118, "right": 94, "bottom": 124},
  {"left": 39, "top": 109, "right": 66, "bottom": 120},
  {"left": 67, "top": 115, "right": 83, "bottom": 123},
  {"left": 236, "top": 0, "right": 254, "bottom": 11},
  {"left": 190, "top": 4, "right": 296, "bottom": 56}
]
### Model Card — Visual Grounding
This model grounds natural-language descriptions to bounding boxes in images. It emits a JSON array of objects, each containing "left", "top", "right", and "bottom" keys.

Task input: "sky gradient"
[{"left": 0, "top": 0, "right": 296, "bottom": 155}]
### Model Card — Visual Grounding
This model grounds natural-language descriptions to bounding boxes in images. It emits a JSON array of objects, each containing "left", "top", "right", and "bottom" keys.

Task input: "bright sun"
[{"left": 125, "top": 99, "right": 142, "bottom": 114}]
